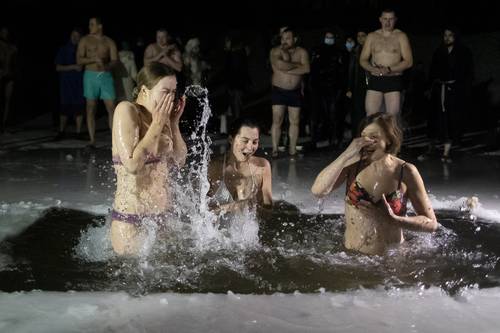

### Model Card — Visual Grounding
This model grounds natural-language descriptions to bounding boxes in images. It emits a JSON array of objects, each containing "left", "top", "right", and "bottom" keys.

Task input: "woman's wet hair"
[
  {"left": 358, "top": 112, "right": 403, "bottom": 155},
  {"left": 133, "top": 62, "right": 177, "bottom": 100},
  {"left": 229, "top": 118, "right": 260, "bottom": 138}
]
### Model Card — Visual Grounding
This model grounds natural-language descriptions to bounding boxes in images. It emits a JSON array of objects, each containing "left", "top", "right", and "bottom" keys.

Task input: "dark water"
[{"left": 1, "top": 205, "right": 499, "bottom": 295}]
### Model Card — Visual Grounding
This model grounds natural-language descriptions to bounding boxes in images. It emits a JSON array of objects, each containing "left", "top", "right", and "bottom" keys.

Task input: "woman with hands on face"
[
  {"left": 311, "top": 112, "right": 437, "bottom": 255},
  {"left": 110, "top": 62, "right": 187, "bottom": 255}
]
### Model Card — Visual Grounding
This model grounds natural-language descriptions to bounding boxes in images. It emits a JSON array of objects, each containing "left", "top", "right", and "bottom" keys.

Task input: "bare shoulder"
[
  {"left": 115, "top": 101, "right": 138, "bottom": 118},
  {"left": 251, "top": 156, "right": 271, "bottom": 169},
  {"left": 270, "top": 46, "right": 280, "bottom": 55},
  {"left": 297, "top": 46, "right": 309, "bottom": 55},
  {"left": 145, "top": 43, "right": 157, "bottom": 51},
  {"left": 79, "top": 35, "right": 90, "bottom": 44},
  {"left": 400, "top": 161, "right": 422, "bottom": 182},
  {"left": 104, "top": 36, "right": 116, "bottom": 46},
  {"left": 395, "top": 30, "right": 408, "bottom": 39}
]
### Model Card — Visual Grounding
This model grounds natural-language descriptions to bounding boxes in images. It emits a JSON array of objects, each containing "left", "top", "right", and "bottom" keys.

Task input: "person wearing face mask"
[
  {"left": 310, "top": 29, "right": 347, "bottom": 149},
  {"left": 312, "top": 112, "right": 437, "bottom": 255},
  {"left": 345, "top": 37, "right": 356, "bottom": 53},
  {"left": 208, "top": 118, "right": 272, "bottom": 214},
  {"left": 110, "top": 62, "right": 187, "bottom": 255},
  {"left": 421, "top": 27, "right": 473, "bottom": 163}
]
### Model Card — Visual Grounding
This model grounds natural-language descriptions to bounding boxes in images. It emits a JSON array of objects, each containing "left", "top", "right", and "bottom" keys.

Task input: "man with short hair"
[
  {"left": 269, "top": 28, "right": 310, "bottom": 157},
  {"left": 143, "top": 29, "right": 182, "bottom": 72},
  {"left": 77, "top": 17, "right": 118, "bottom": 147},
  {"left": 360, "top": 9, "right": 413, "bottom": 116}
]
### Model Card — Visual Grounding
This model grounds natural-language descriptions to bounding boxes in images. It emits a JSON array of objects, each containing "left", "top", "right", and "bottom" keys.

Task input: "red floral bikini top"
[{"left": 346, "top": 162, "right": 407, "bottom": 216}]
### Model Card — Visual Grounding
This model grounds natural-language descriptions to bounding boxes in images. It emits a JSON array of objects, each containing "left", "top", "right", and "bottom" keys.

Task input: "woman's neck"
[
  {"left": 135, "top": 95, "right": 151, "bottom": 112},
  {"left": 227, "top": 152, "right": 247, "bottom": 170},
  {"left": 367, "top": 152, "right": 390, "bottom": 164}
]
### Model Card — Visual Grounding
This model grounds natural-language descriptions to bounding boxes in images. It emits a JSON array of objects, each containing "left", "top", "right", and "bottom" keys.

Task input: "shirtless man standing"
[
  {"left": 360, "top": 9, "right": 413, "bottom": 116},
  {"left": 270, "top": 28, "right": 310, "bottom": 157},
  {"left": 77, "top": 17, "right": 118, "bottom": 147},
  {"left": 143, "top": 29, "right": 183, "bottom": 73}
]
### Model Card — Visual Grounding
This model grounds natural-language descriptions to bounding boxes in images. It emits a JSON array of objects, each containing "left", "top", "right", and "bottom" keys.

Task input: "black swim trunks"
[
  {"left": 367, "top": 75, "right": 403, "bottom": 93},
  {"left": 271, "top": 86, "right": 302, "bottom": 107}
]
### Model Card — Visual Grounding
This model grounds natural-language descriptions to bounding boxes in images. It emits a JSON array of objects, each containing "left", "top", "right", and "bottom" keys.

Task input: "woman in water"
[
  {"left": 208, "top": 118, "right": 272, "bottom": 214},
  {"left": 311, "top": 113, "right": 437, "bottom": 255},
  {"left": 110, "top": 62, "right": 187, "bottom": 255}
]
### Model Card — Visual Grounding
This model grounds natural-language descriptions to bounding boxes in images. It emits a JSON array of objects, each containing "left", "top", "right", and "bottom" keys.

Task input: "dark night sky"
[
  {"left": 3, "top": 0, "right": 500, "bottom": 36},
  {"left": 2, "top": 0, "right": 500, "bottom": 125}
]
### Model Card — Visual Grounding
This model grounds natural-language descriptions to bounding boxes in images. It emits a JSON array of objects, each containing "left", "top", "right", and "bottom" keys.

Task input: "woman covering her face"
[{"left": 312, "top": 112, "right": 438, "bottom": 255}]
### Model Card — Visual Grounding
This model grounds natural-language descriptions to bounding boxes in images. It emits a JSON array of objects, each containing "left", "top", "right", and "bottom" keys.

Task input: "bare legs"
[
  {"left": 272, "top": 105, "right": 301, "bottom": 156},
  {"left": 365, "top": 90, "right": 401, "bottom": 116},
  {"left": 110, "top": 220, "right": 144, "bottom": 256},
  {"left": 288, "top": 107, "right": 300, "bottom": 155},
  {"left": 85, "top": 99, "right": 115, "bottom": 145},
  {"left": 272, "top": 105, "right": 285, "bottom": 155}
]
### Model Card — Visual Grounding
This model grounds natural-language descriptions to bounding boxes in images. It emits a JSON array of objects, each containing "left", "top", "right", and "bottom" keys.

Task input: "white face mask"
[
  {"left": 345, "top": 41, "right": 355, "bottom": 51},
  {"left": 324, "top": 37, "right": 335, "bottom": 45}
]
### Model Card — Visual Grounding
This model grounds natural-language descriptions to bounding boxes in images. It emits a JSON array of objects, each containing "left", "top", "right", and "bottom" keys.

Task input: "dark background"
[{"left": 2, "top": 0, "right": 500, "bottom": 130}]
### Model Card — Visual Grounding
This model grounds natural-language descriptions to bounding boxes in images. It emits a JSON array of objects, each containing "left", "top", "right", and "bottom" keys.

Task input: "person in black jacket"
[
  {"left": 310, "top": 29, "right": 347, "bottom": 148},
  {"left": 346, "top": 30, "right": 368, "bottom": 138},
  {"left": 425, "top": 27, "right": 473, "bottom": 162}
]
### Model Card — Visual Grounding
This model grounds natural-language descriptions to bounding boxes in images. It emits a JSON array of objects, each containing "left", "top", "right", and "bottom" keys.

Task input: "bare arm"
[
  {"left": 359, "top": 33, "right": 385, "bottom": 75},
  {"left": 106, "top": 39, "right": 119, "bottom": 70},
  {"left": 286, "top": 49, "right": 310, "bottom": 75},
  {"left": 143, "top": 45, "right": 164, "bottom": 65},
  {"left": 311, "top": 153, "right": 352, "bottom": 197},
  {"left": 389, "top": 32, "right": 413, "bottom": 73},
  {"left": 261, "top": 159, "right": 273, "bottom": 206},
  {"left": 270, "top": 48, "right": 297, "bottom": 72},
  {"left": 113, "top": 94, "right": 174, "bottom": 174},
  {"left": 311, "top": 137, "right": 374, "bottom": 197},
  {"left": 161, "top": 48, "right": 183, "bottom": 72},
  {"left": 383, "top": 163, "right": 438, "bottom": 232},
  {"left": 359, "top": 34, "right": 376, "bottom": 73}
]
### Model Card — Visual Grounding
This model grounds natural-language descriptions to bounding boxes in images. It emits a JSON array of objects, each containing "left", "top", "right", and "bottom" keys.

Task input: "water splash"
[{"left": 172, "top": 85, "right": 260, "bottom": 249}]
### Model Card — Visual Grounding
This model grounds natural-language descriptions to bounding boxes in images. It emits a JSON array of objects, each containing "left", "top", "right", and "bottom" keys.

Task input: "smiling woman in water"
[
  {"left": 311, "top": 112, "right": 437, "bottom": 255},
  {"left": 208, "top": 118, "right": 272, "bottom": 215}
]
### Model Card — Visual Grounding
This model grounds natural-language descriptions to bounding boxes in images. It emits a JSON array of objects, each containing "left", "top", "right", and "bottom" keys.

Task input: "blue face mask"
[
  {"left": 345, "top": 41, "right": 355, "bottom": 51},
  {"left": 324, "top": 37, "right": 335, "bottom": 45}
]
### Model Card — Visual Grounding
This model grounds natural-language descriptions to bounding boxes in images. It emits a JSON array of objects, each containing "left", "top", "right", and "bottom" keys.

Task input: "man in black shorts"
[{"left": 269, "top": 28, "right": 310, "bottom": 157}]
